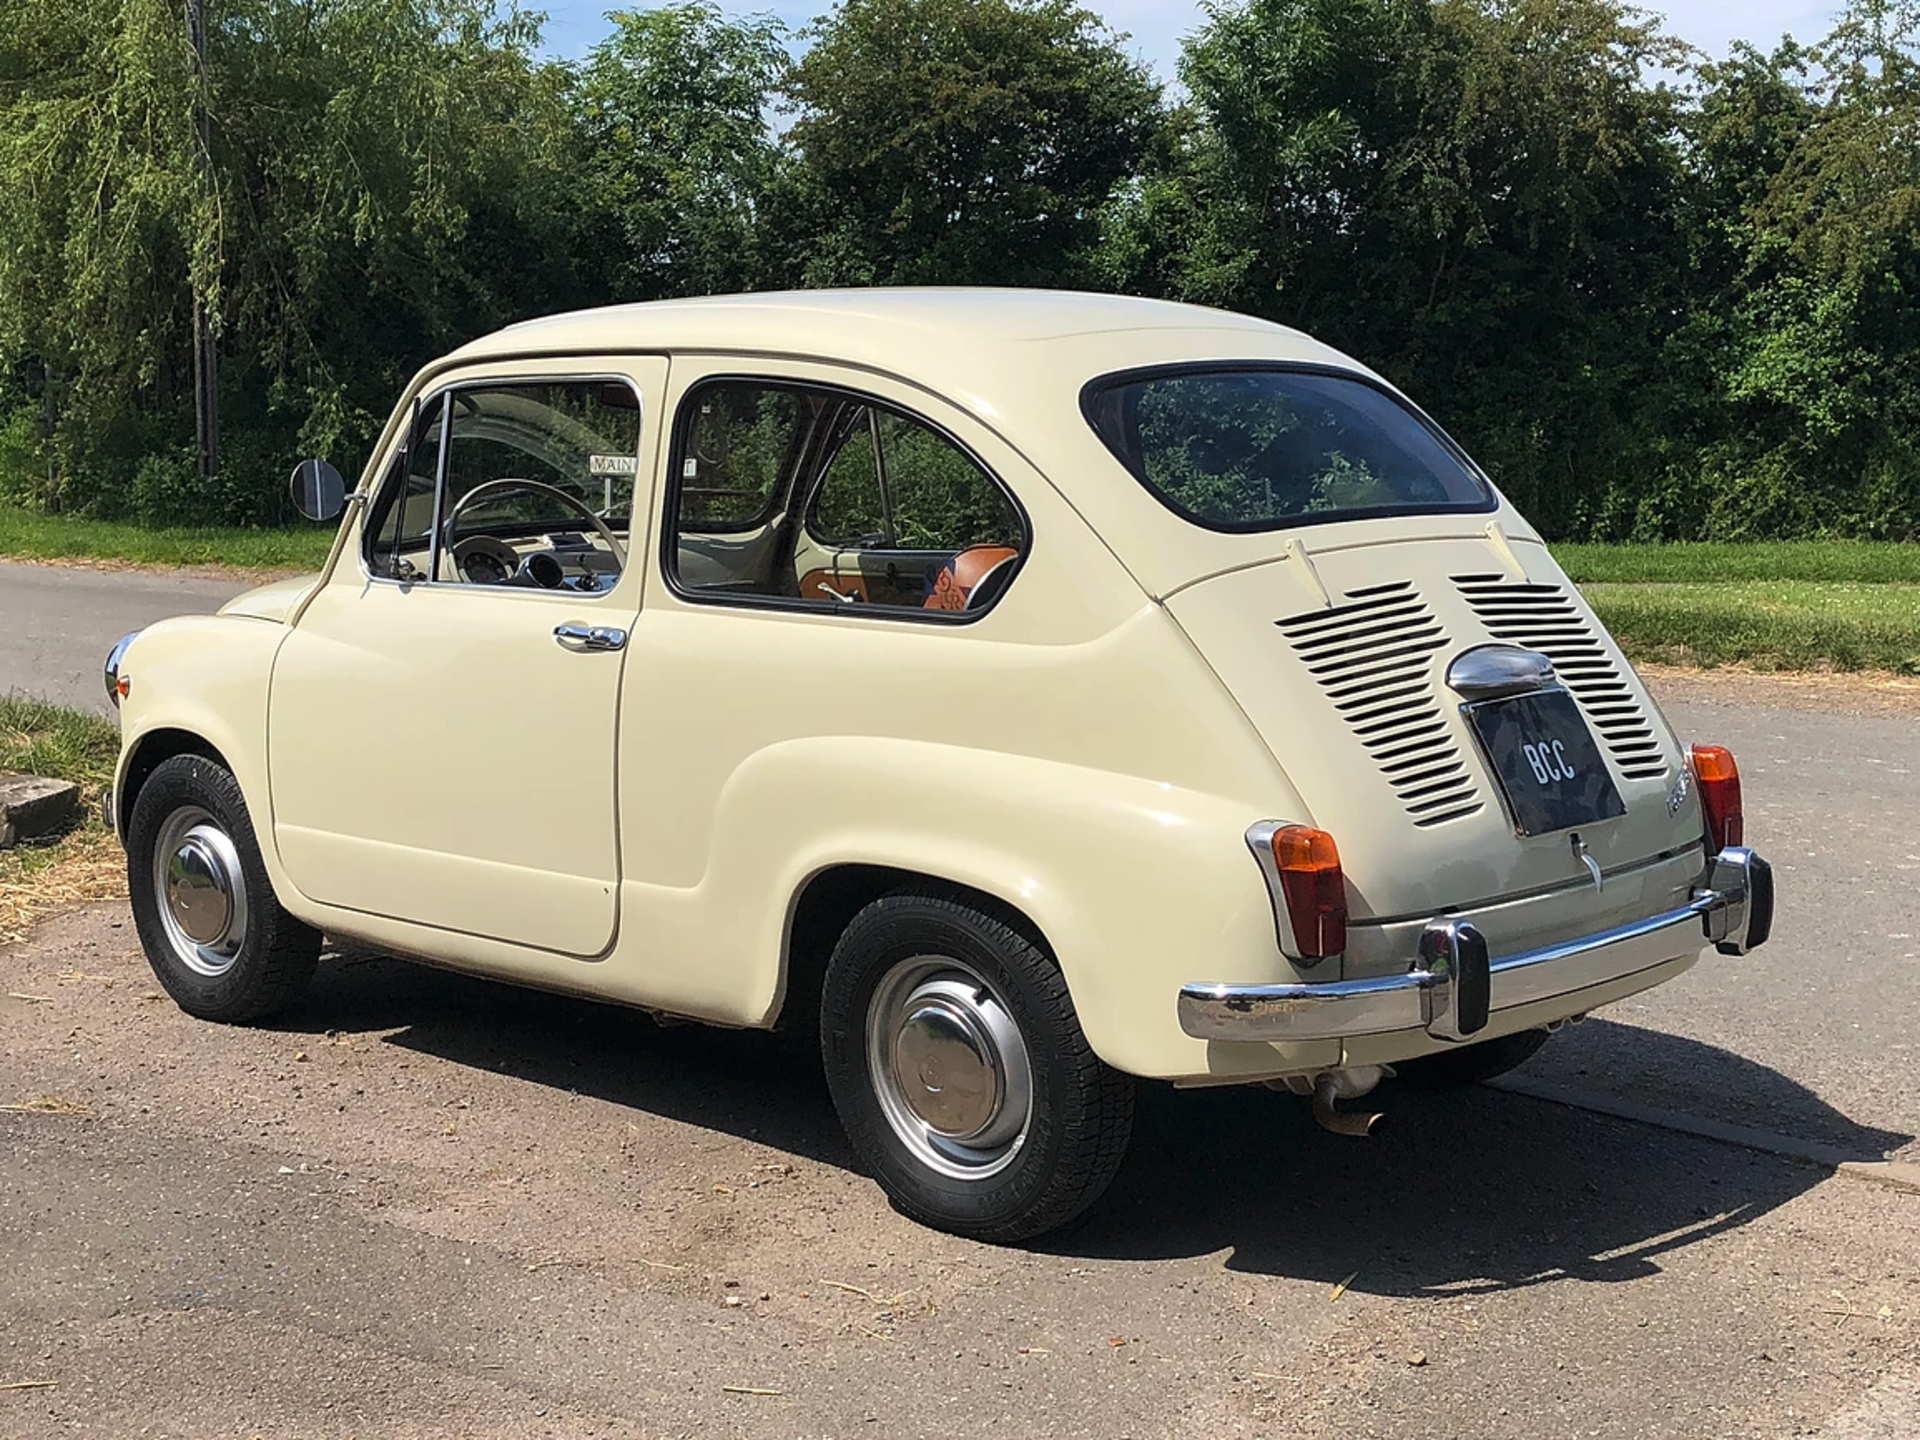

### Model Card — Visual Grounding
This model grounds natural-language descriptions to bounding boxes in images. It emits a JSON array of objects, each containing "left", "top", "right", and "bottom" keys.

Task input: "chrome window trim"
[{"left": 355, "top": 371, "right": 645, "bottom": 603}]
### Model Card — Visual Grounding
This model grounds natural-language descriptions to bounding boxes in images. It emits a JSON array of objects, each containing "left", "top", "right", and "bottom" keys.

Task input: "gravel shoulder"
[
  {"left": 2, "top": 913, "right": 1917, "bottom": 1437},
  {"left": 1, "top": 670, "right": 1917, "bottom": 1438}
]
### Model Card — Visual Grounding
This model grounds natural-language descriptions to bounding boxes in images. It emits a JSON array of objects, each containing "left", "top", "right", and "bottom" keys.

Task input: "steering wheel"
[{"left": 440, "top": 478, "right": 626, "bottom": 584}]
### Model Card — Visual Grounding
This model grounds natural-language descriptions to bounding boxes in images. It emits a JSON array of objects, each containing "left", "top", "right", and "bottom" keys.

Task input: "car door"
[{"left": 266, "top": 357, "right": 667, "bottom": 957}]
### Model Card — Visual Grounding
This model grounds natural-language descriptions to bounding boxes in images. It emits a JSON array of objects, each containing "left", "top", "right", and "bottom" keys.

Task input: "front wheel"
[
  {"left": 126, "top": 754, "right": 320, "bottom": 1023},
  {"left": 820, "top": 892, "right": 1134, "bottom": 1243}
]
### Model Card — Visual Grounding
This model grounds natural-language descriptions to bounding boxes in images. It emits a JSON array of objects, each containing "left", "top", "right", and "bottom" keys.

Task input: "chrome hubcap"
[
  {"left": 152, "top": 807, "right": 248, "bottom": 977},
  {"left": 868, "top": 957, "right": 1032, "bottom": 1181}
]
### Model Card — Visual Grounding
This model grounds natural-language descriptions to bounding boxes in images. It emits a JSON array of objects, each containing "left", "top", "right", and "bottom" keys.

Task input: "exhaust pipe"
[{"left": 1310, "top": 1068, "right": 1387, "bottom": 1137}]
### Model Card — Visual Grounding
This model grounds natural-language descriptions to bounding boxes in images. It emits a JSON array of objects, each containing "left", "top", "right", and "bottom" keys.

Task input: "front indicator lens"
[
  {"left": 1272, "top": 825, "right": 1347, "bottom": 958},
  {"left": 1690, "top": 743, "right": 1743, "bottom": 851},
  {"left": 104, "top": 631, "right": 139, "bottom": 709}
]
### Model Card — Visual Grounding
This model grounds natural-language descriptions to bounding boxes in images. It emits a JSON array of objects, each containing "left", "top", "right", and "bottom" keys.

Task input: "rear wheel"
[
  {"left": 820, "top": 891, "right": 1133, "bottom": 1243},
  {"left": 127, "top": 754, "right": 320, "bottom": 1023},
  {"left": 1395, "top": 1027, "right": 1552, "bottom": 1087}
]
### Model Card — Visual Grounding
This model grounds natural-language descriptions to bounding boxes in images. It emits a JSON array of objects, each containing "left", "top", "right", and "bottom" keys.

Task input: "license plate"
[{"left": 1464, "top": 688, "right": 1625, "bottom": 837}]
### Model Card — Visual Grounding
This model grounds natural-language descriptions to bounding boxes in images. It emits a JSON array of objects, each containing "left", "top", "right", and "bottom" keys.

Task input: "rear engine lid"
[{"left": 1165, "top": 534, "right": 1702, "bottom": 921}]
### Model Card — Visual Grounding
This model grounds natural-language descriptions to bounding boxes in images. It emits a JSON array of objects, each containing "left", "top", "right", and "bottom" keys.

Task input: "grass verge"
[
  {"left": 1583, "top": 581, "right": 1920, "bottom": 674},
  {"left": 0, "top": 697, "right": 125, "bottom": 943},
  {"left": 0, "top": 504, "right": 333, "bottom": 572},
  {"left": 1554, "top": 540, "right": 1920, "bottom": 585}
]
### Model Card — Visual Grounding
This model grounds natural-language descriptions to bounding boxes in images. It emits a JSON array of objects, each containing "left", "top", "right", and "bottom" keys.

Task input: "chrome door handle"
[{"left": 554, "top": 623, "right": 627, "bottom": 651}]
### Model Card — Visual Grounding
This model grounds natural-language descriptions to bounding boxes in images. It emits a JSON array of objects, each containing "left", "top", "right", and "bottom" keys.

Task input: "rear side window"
[
  {"left": 666, "top": 378, "right": 1026, "bottom": 617},
  {"left": 1083, "top": 368, "right": 1495, "bottom": 532}
]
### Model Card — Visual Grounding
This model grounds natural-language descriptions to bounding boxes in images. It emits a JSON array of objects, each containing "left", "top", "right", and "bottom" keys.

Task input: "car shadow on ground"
[{"left": 297, "top": 949, "right": 1909, "bottom": 1299}]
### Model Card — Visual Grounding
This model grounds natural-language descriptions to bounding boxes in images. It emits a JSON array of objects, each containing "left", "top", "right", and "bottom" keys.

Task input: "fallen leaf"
[{"left": 1329, "top": 1271, "right": 1358, "bottom": 1302}]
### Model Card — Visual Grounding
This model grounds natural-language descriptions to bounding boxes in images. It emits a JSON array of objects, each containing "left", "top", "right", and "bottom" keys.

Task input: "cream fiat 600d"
[{"left": 103, "top": 290, "right": 1773, "bottom": 1241}]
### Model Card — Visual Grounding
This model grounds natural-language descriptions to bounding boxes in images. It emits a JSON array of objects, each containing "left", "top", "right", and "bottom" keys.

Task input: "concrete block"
[{"left": 0, "top": 773, "right": 82, "bottom": 849}]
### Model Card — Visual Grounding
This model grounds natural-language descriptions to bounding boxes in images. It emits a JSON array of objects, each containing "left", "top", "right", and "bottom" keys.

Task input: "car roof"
[{"left": 443, "top": 288, "right": 1348, "bottom": 379}]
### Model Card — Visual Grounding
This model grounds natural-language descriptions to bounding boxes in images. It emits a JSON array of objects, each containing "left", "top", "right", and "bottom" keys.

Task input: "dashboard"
[{"left": 449, "top": 532, "right": 622, "bottom": 593}]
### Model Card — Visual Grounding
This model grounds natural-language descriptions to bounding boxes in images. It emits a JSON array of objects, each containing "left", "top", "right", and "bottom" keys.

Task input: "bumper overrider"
[{"left": 1179, "top": 847, "right": 1773, "bottom": 1045}]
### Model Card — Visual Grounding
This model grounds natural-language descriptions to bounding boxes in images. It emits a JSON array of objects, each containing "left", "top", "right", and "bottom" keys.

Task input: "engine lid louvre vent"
[
  {"left": 1451, "top": 574, "right": 1669, "bottom": 781},
  {"left": 1276, "top": 581, "right": 1483, "bottom": 827}
]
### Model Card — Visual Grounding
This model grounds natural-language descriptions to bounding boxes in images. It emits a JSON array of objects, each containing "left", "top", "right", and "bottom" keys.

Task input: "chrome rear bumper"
[{"left": 1178, "top": 846, "right": 1772, "bottom": 1045}]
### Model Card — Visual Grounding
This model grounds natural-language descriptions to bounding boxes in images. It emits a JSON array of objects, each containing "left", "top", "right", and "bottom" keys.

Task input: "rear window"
[{"left": 1082, "top": 367, "right": 1494, "bottom": 532}]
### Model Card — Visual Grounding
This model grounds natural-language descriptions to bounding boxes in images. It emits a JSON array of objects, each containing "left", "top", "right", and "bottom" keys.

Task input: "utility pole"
[{"left": 186, "top": 0, "right": 218, "bottom": 480}]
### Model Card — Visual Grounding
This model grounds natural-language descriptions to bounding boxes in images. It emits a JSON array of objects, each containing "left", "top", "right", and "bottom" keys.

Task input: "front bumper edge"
[{"left": 1178, "top": 846, "right": 1772, "bottom": 1045}]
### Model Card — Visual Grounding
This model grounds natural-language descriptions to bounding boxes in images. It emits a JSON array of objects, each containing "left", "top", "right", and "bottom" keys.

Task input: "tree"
[
  {"left": 1107, "top": 0, "right": 1692, "bottom": 538},
  {"left": 781, "top": 0, "right": 1162, "bottom": 288},
  {"left": 0, "top": 0, "right": 212, "bottom": 510},
  {"left": 1707, "top": 0, "right": 1920, "bottom": 537},
  {"left": 567, "top": 5, "right": 789, "bottom": 301},
  {"left": 0, "top": 0, "right": 576, "bottom": 523}
]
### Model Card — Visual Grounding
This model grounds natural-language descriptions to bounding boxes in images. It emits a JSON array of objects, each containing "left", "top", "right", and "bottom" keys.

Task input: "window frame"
[
  {"left": 1079, "top": 361, "right": 1499, "bottom": 536},
  {"left": 357, "top": 371, "right": 646, "bottom": 600},
  {"left": 661, "top": 373, "right": 1031, "bottom": 625}
]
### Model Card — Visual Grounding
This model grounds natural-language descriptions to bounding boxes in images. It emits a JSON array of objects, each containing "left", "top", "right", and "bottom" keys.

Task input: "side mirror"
[{"left": 290, "top": 459, "right": 346, "bottom": 522}]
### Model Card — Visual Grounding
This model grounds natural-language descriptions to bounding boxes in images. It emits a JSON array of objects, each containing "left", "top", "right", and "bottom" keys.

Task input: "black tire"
[
  {"left": 1394, "top": 1027, "right": 1553, "bottom": 1088},
  {"left": 126, "top": 753, "right": 320, "bottom": 1023},
  {"left": 820, "top": 891, "right": 1134, "bottom": 1243}
]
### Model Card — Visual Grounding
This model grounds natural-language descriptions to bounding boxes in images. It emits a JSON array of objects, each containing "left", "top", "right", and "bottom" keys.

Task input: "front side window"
[
  {"left": 668, "top": 379, "right": 1025, "bottom": 615},
  {"left": 1083, "top": 368, "right": 1495, "bottom": 532},
  {"left": 366, "top": 378, "right": 642, "bottom": 593}
]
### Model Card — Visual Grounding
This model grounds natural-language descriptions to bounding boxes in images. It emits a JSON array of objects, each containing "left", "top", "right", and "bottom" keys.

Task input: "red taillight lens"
[
  {"left": 1272, "top": 825, "right": 1347, "bottom": 958},
  {"left": 1690, "top": 743, "right": 1743, "bottom": 851}
]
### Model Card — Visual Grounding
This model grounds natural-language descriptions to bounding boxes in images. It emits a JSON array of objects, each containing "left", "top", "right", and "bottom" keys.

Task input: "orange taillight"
[
  {"left": 1271, "top": 825, "right": 1347, "bottom": 958},
  {"left": 1690, "top": 743, "right": 1743, "bottom": 851}
]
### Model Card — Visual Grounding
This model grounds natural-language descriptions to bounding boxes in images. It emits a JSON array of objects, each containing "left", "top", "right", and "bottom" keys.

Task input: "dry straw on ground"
[{"left": 0, "top": 828, "right": 126, "bottom": 945}]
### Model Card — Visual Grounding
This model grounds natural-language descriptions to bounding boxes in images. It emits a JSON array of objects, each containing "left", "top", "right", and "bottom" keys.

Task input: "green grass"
[
  {"left": 1553, "top": 540, "right": 1920, "bottom": 585},
  {"left": 1584, "top": 581, "right": 1920, "bottom": 673},
  {"left": 0, "top": 695, "right": 119, "bottom": 793},
  {"left": 0, "top": 504, "right": 333, "bottom": 572}
]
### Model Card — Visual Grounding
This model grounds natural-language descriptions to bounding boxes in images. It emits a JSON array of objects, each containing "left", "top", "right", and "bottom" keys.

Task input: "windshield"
[{"left": 1083, "top": 367, "right": 1494, "bottom": 532}]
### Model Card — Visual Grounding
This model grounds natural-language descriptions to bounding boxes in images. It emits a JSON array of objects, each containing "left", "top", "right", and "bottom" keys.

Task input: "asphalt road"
[
  {"left": 0, "top": 560, "right": 246, "bottom": 713},
  {"left": 1, "top": 561, "right": 1916, "bottom": 1437}
]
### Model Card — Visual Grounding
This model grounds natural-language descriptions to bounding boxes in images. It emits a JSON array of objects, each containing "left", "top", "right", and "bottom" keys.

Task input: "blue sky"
[{"left": 535, "top": 1, "right": 1846, "bottom": 74}]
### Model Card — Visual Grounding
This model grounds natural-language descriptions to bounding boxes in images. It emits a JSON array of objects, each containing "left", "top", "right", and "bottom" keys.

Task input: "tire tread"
[
  {"left": 127, "top": 754, "right": 320, "bottom": 1023},
  {"left": 821, "top": 888, "right": 1134, "bottom": 1243}
]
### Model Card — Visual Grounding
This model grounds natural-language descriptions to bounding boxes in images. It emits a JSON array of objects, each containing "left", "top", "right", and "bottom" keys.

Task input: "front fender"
[
  {"left": 112, "top": 616, "right": 290, "bottom": 888},
  {"left": 612, "top": 736, "right": 1331, "bottom": 1081}
]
